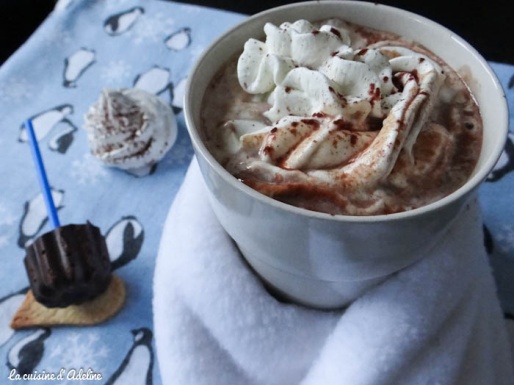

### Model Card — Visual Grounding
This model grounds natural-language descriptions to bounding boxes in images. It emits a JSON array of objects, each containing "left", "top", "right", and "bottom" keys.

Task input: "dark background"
[{"left": 0, "top": 0, "right": 512, "bottom": 65}]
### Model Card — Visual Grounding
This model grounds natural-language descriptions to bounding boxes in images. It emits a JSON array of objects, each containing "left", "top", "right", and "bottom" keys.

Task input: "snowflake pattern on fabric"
[
  {"left": 47, "top": 332, "right": 110, "bottom": 385},
  {"left": 100, "top": 60, "right": 133, "bottom": 85},
  {"left": 128, "top": 12, "right": 175, "bottom": 45},
  {"left": 70, "top": 153, "right": 109, "bottom": 186},
  {"left": 0, "top": 2, "right": 246, "bottom": 383}
]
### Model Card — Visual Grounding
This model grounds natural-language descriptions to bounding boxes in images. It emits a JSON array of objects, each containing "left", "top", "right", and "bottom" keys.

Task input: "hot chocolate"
[{"left": 200, "top": 18, "right": 482, "bottom": 215}]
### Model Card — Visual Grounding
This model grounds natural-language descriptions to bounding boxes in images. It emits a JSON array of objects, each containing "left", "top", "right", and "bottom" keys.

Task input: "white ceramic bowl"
[{"left": 184, "top": 1, "right": 507, "bottom": 309}]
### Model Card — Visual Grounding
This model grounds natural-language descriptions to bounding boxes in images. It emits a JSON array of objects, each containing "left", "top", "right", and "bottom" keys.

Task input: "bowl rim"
[{"left": 184, "top": 0, "right": 508, "bottom": 223}]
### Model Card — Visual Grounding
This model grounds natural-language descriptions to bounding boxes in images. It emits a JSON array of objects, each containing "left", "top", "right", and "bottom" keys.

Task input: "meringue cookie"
[{"left": 84, "top": 88, "right": 177, "bottom": 174}]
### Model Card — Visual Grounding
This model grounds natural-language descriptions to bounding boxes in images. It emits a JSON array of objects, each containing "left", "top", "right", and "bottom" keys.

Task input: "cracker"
[{"left": 10, "top": 275, "right": 125, "bottom": 329}]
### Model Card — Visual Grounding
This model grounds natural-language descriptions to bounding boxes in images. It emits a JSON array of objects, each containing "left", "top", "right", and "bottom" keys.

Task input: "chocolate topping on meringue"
[{"left": 84, "top": 88, "right": 177, "bottom": 172}]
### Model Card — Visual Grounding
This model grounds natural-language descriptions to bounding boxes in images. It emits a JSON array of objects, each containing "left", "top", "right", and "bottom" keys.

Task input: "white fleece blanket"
[{"left": 153, "top": 158, "right": 514, "bottom": 385}]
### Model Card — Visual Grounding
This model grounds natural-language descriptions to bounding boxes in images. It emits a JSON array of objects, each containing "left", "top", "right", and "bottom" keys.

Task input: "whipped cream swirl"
[
  {"left": 84, "top": 89, "right": 176, "bottom": 172},
  {"left": 233, "top": 19, "right": 446, "bottom": 192}
]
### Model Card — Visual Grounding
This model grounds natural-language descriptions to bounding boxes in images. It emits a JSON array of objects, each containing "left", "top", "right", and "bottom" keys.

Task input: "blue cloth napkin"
[
  {"left": 0, "top": 1, "right": 243, "bottom": 384},
  {"left": 0, "top": 0, "right": 513, "bottom": 384}
]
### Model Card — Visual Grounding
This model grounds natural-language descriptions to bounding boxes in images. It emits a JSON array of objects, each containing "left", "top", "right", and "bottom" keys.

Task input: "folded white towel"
[{"left": 153, "top": 158, "right": 514, "bottom": 385}]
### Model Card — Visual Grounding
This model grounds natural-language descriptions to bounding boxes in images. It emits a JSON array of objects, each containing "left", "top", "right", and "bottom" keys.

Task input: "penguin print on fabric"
[
  {"left": 46, "top": 120, "right": 77, "bottom": 154},
  {"left": 0, "top": 289, "right": 28, "bottom": 347},
  {"left": 0, "top": 1, "right": 318, "bottom": 383},
  {"left": 164, "top": 27, "right": 192, "bottom": 51},
  {"left": 104, "top": 328, "right": 154, "bottom": 385},
  {"left": 133, "top": 66, "right": 176, "bottom": 112},
  {"left": 171, "top": 77, "right": 187, "bottom": 114},
  {"left": 63, "top": 48, "right": 96, "bottom": 88},
  {"left": 104, "top": 7, "right": 145, "bottom": 36},
  {"left": 106, "top": 216, "right": 144, "bottom": 271},
  {"left": 18, "top": 105, "right": 74, "bottom": 147},
  {"left": 133, "top": 66, "right": 186, "bottom": 114},
  {"left": 133, "top": 66, "right": 173, "bottom": 99},
  {"left": 7, "top": 328, "right": 51, "bottom": 375},
  {"left": 17, "top": 189, "right": 64, "bottom": 248}
]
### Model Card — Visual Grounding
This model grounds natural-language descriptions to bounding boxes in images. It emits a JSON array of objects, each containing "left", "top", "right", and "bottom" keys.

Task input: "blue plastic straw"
[{"left": 25, "top": 119, "right": 61, "bottom": 229}]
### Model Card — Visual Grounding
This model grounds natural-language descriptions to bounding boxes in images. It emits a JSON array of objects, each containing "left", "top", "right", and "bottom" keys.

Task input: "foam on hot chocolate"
[{"left": 201, "top": 19, "right": 482, "bottom": 215}]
